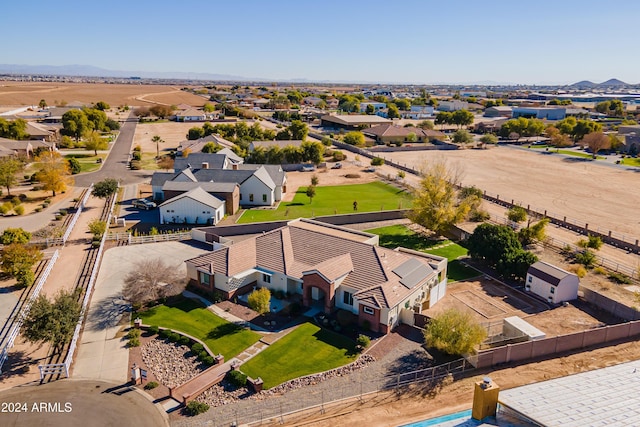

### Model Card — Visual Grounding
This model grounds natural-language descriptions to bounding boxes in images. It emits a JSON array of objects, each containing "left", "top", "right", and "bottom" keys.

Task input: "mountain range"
[{"left": 568, "top": 78, "right": 630, "bottom": 88}]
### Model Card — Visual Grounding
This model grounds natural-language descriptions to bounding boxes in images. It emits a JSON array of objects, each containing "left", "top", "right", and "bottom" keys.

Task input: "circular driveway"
[{"left": 0, "top": 379, "right": 168, "bottom": 427}]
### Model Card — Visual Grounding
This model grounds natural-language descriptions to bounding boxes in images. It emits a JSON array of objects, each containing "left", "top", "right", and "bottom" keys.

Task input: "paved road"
[{"left": 73, "top": 116, "right": 152, "bottom": 187}]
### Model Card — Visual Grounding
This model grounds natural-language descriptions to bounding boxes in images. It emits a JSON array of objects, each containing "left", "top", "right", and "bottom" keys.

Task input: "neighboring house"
[
  {"left": 0, "top": 145, "right": 17, "bottom": 158},
  {"left": 483, "top": 106, "right": 513, "bottom": 118},
  {"left": 248, "top": 140, "right": 305, "bottom": 152},
  {"left": 402, "top": 105, "right": 435, "bottom": 119},
  {"left": 177, "top": 134, "right": 237, "bottom": 156},
  {"left": 359, "top": 102, "right": 387, "bottom": 113},
  {"left": 0, "top": 137, "right": 52, "bottom": 158},
  {"left": 186, "top": 218, "right": 448, "bottom": 333},
  {"left": 25, "top": 121, "right": 60, "bottom": 142},
  {"left": 525, "top": 261, "right": 579, "bottom": 304},
  {"left": 320, "top": 113, "right": 391, "bottom": 130},
  {"left": 363, "top": 124, "right": 444, "bottom": 144},
  {"left": 438, "top": 100, "right": 469, "bottom": 112},
  {"left": 174, "top": 108, "right": 219, "bottom": 122},
  {"left": 325, "top": 98, "right": 339, "bottom": 109},
  {"left": 512, "top": 107, "right": 566, "bottom": 121},
  {"left": 174, "top": 152, "right": 235, "bottom": 171},
  {"left": 158, "top": 186, "right": 226, "bottom": 225}
]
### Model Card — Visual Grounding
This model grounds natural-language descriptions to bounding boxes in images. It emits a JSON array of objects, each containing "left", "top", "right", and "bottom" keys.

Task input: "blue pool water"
[{"left": 400, "top": 409, "right": 473, "bottom": 427}]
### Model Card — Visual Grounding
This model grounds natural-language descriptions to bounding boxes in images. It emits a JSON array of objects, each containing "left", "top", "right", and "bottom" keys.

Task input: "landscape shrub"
[
  {"left": 0, "top": 203, "right": 10, "bottom": 215},
  {"left": 370, "top": 157, "right": 384, "bottom": 166},
  {"left": 345, "top": 173, "right": 361, "bottom": 179},
  {"left": 197, "top": 350, "right": 209, "bottom": 361},
  {"left": 132, "top": 151, "right": 142, "bottom": 161},
  {"left": 333, "top": 150, "right": 345, "bottom": 161},
  {"left": 608, "top": 272, "right": 631, "bottom": 284},
  {"left": 356, "top": 334, "right": 371, "bottom": 351},
  {"left": 469, "top": 209, "right": 490, "bottom": 222},
  {"left": 201, "top": 355, "right": 214, "bottom": 366},
  {"left": 168, "top": 332, "right": 180, "bottom": 343},
  {"left": 126, "top": 328, "right": 141, "bottom": 339},
  {"left": 159, "top": 329, "right": 172, "bottom": 339},
  {"left": 35, "top": 207, "right": 42, "bottom": 213},
  {"left": 179, "top": 335, "right": 191, "bottom": 346},
  {"left": 130, "top": 160, "right": 141, "bottom": 170},
  {"left": 147, "top": 325, "right": 159, "bottom": 335},
  {"left": 18, "top": 194, "right": 28, "bottom": 202},
  {"left": 571, "top": 265, "right": 587, "bottom": 278},
  {"left": 14, "top": 205, "right": 24, "bottom": 215},
  {"left": 185, "top": 401, "right": 209, "bottom": 416},
  {"left": 226, "top": 370, "right": 247, "bottom": 387},
  {"left": 11, "top": 196, "right": 21, "bottom": 206},
  {"left": 144, "top": 381, "right": 159, "bottom": 390},
  {"left": 191, "top": 343, "right": 204, "bottom": 353},
  {"left": 59, "top": 209, "right": 68, "bottom": 216},
  {"left": 128, "top": 337, "right": 140, "bottom": 347},
  {"left": 593, "top": 267, "right": 607, "bottom": 275},
  {"left": 575, "top": 250, "right": 596, "bottom": 268}
]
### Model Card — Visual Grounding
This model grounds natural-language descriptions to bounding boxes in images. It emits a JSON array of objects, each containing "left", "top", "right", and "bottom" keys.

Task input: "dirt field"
[
  {"left": 0, "top": 82, "right": 205, "bottom": 107},
  {"left": 387, "top": 146, "right": 640, "bottom": 237}
]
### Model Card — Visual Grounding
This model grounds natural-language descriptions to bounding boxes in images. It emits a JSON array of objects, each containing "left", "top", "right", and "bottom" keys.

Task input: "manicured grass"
[
  {"left": 136, "top": 297, "right": 261, "bottom": 360},
  {"left": 237, "top": 182, "right": 413, "bottom": 223},
  {"left": 425, "top": 243, "right": 468, "bottom": 261},
  {"left": 447, "top": 260, "right": 481, "bottom": 282},
  {"left": 621, "top": 157, "right": 640, "bottom": 167},
  {"left": 528, "top": 144, "right": 551, "bottom": 149},
  {"left": 64, "top": 153, "right": 107, "bottom": 173},
  {"left": 367, "top": 224, "right": 444, "bottom": 250},
  {"left": 555, "top": 149, "right": 604, "bottom": 159},
  {"left": 240, "top": 322, "right": 357, "bottom": 389}
]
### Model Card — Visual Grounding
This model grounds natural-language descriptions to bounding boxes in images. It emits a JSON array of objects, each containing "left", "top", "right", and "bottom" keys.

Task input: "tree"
[
  {"left": 21, "top": 289, "right": 82, "bottom": 351},
  {"left": 247, "top": 287, "right": 271, "bottom": 314},
  {"left": 1, "top": 228, "right": 31, "bottom": 245},
  {"left": 306, "top": 185, "right": 316, "bottom": 203},
  {"left": 507, "top": 206, "right": 527, "bottom": 223},
  {"left": 35, "top": 151, "right": 73, "bottom": 196},
  {"left": 152, "top": 135, "right": 164, "bottom": 157},
  {"left": 95, "top": 101, "right": 110, "bottom": 111},
  {"left": 418, "top": 120, "right": 435, "bottom": 130},
  {"left": 365, "top": 104, "right": 375, "bottom": 115},
  {"left": 0, "top": 118, "right": 29, "bottom": 140},
  {"left": 518, "top": 218, "right": 550, "bottom": 246},
  {"left": 406, "top": 132, "right": 418, "bottom": 143},
  {"left": 393, "top": 98, "right": 411, "bottom": 111},
  {"left": 187, "top": 127, "right": 204, "bottom": 140},
  {"left": 423, "top": 309, "right": 486, "bottom": 355},
  {"left": 301, "top": 141, "right": 324, "bottom": 164},
  {"left": 149, "top": 104, "right": 174, "bottom": 119},
  {"left": 371, "top": 157, "right": 384, "bottom": 166},
  {"left": 343, "top": 131, "right": 365, "bottom": 146},
  {"left": 577, "top": 234, "right": 603, "bottom": 250},
  {"left": 92, "top": 178, "right": 118, "bottom": 199},
  {"left": 479, "top": 134, "right": 497, "bottom": 148},
  {"left": 545, "top": 126, "right": 571, "bottom": 148},
  {"left": 452, "top": 129, "right": 473, "bottom": 145},
  {"left": 67, "top": 157, "right": 81, "bottom": 174},
  {"left": 387, "top": 104, "right": 400, "bottom": 119},
  {"left": 310, "top": 174, "right": 319, "bottom": 186},
  {"left": 435, "top": 111, "right": 452, "bottom": 129},
  {"left": 0, "top": 157, "right": 24, "bottom": 196},
  {"left": 572, "top": 120, "right": 602, "bottom": 142},
  {"left": 0, "top": 243, "right": 42, "bottom": 287},
  {"left": 201, "top": 142, "right": 221, "bottom": 154},
  {"left": 595, "top": 100, "right": 624, "bottom": 117},
  {"left": 84, "top": 130, "right": 108, "bottom": 155},
  {"left": 88, "top": 218, "right": 107, "bottom": 239},
  {"left": 203, "top": 103, "right": 215, "bottom": 113},
  {"left": 38, "top": 99, "right": 47, "bottom": 109},
  {"left": 408, "top": 161, "right": 472, "bottom": 236},
  {"left": 61, "top": 109, "right": 90, "bottom": 142},
  {"left": 581, "top": 131, "right": 611, "bottom": 158},
  {"left": 451, "top": 109, "right": 474, "bottom": 128},
  {"left": 288, "top": 120, "right": 308, "bottom": 140},
  {"left": 122, "top": 258, "right": 185, "bottom": 308}
]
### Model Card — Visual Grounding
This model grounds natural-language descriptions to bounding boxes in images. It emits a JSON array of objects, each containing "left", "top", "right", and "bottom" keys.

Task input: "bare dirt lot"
[
  {"left": 0, "top": 82, "right": 205, "bottom": 107},
  {"left": 387, "top": 146, "right": 640, "bottom": 237}
]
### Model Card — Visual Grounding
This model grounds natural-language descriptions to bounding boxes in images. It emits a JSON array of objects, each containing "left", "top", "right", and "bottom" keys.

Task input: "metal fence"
[
  {"left": 0, "top": 249, "right": 60, "bottom": 372},
  {"left": 62, "top": 184, "right": 93, "bottom": 244}
]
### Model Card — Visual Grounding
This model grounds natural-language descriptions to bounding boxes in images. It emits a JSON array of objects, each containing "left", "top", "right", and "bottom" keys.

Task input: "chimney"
[
  {"left": 201, "top": 162, "right": 209, "bottom": 169},
  {"left": 232, "top": 163, "right": 238, "bottom": 170}
]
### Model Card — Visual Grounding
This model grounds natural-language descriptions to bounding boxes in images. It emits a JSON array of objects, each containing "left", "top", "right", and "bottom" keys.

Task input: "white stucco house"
[
  {"left": 158, "top": 187, "right": 225, "bottom": 225},
  {"left": 186, "top": 219, "right": 448, "bottom": 334},
  {"left": 525, "top": 261, "right": 579, "bottom": 304}
]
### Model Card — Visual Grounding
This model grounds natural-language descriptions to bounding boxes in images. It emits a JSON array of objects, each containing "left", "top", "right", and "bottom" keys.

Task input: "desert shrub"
[
  {"left": 333, "top": 150, "right": 345, "bottom": 161},
  {"left": 248, "top": 287, "right": 271, "bottom": 314},
  {"left": 168, "top": 332, "right": 180, "bottom": 343},
  {"left": 18, "top": 193, "right": 28, "bottom": 201},
  {"left": 59, "top": 209, "right": 68, "bottom": 216},
  {"left": 126, "top": 328, "right": 141, "bottom": 339},
  {"left": 144, "top": 381, "right": 159, "bottom": 390},
  {"left": 54, "top": 214, "right": 62, "bottom": 221},
  {"left": 345, "top": 173, "right": 361, "bottom": 179},
  {"left": 191, "top": 343, "right": 204, "bottom": 353},
  {"left": 356, "top": 334, "right": 371, "bottom": 350},
  {"left": 14, "top": 205, "right": 24, "bottom": 215},
  {"left": 575, "top": 250, "right": 596, "bottom": 268},
  {"left": 370, "top": 157, "right": 384, "bottom": 166},
  {"left": 130, "top": 160, "right": 141, "bottom": 170},
  {"left": 571, "top": 265, "right": 587, "bottom": 278},
  {"left": 469, "top": 209, "right": 490, "bottom": 222},
  {"left": 35, "top": 207, "right": 42, "bottom": 213},
  {"left": 133, "top": 145, "right": 141, "bottom": 152},
  {"left": 159, "top": 329, "right": 171, "bottom": 339},
  {"left": 11, "top": 196, "right": 21, "bottom": 206},
  {"left": 608, "top": 272, "right": 632, "bottom": 284},
  {"left": 593, "top": 267, "right": 607, "bottom": 275},
  {"left": 179, "top": 335, "right": 191, "bottom": 346},
  {"left": 128, "top": 337, "right": 140, "bottom": 347},
  {"left": 185, "top": 401, "right": 209, "bottom": 416},
  {"left": 226, "top": 370, "right": 247, "bottom": 387},
  {"left": 147, "top": 325, "right": 159, "bottom": 335}
]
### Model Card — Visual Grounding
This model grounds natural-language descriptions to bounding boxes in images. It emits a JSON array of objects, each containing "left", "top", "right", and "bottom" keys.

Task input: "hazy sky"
[{"left": 3, "top": 0, "right": 639, "bottom": 84}]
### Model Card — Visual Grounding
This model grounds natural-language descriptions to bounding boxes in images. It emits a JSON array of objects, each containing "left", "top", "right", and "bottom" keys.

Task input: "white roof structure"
[{"left": 498, "top": 360, "right": 640, "bottom": 426}]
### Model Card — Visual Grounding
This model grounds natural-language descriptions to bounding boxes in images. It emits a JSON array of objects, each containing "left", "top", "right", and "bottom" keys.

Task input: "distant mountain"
[
  {"left": 599, "top": 78, "right": 627, "bottom": 87},
  {"left": 569, "top": 80, "right": 597, "bottom": 89},
  {"left": 0, "top": 64, "right": 255, "bottom": 82},
  {"left": 569, "top": 78, "right": 631, "bottom": 88}
]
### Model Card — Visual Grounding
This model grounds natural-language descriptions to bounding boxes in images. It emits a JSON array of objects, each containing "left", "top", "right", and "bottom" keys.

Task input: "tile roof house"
[
  {"left": 177, "top": 134, "right": 237, "bottom": 156},
  {"left": 320, "top": 113, "right": 391, "bottom": 130},
  {"left": 186, "top": 219, "right": 448, "bottom": 333},
  {"left": 174, "top": 108, "right": 219, "bottom": 122},
  {"left": 0, "top": 137, "right": 53, "bottom": 158},
  {"left": 525, "top": 261, "right": 579, "bottom": 304},
  {"left": 363, "top": 124, "right": 444, "bottom": 145}
]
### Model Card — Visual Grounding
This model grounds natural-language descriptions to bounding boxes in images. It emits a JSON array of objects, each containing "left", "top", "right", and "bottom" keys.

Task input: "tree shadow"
[
  {"left": 1, "top": 349, "right": 47, "bottom": 380},
  {"left": 385, "top": 348, "right": 434, "bottom": 377},
  {"left": 86, "top": 294, "right": 130, "bottom": 332},
  {"left": 285, "top": 202, "right": 304, "bottom": 207},
  {"left": 207, "top": 323, "right": 243, "bottom": 339}
]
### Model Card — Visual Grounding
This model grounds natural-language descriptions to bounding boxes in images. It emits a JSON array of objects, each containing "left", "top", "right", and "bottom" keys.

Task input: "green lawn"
[
  {"left": 366, "top": 224, "right": 480, "bottom": 282},
  {"left": 136, "top": 297, "right": 261, "bottom": 360},
  {"left": 64, "top": 153, "right": 107, "bottom": 173},
  {"left": 621, "top": 158, "right": 640, "bottom": 167},
  {"left": 241, "top": 322, "right": 358, "bottom": 389},
  {"left": 237, "top": 182, "right": 413, "bottom": 224},
  {"left": 555, "top": 149, "right": 604, "bottom": 159},
  {"left": 367, "top": 224, "right": 444, "bottom": 250}
]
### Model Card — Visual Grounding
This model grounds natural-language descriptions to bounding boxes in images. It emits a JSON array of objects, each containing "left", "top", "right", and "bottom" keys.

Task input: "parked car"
[
  {"left": 132, "top": 199, "right": 157, "bottom": 210},
  {"left": 365, "top": 166, "right": 376, "bottom": 172},
  {"left": 301, "top": 164, "right": 316, "bottom": 172},
  {"left": 331, "top": 162, "right": 342, "bottom": 169}
]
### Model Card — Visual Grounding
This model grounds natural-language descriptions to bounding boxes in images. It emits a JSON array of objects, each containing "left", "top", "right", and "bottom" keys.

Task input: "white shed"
[
  {"left": 159, "top": 187, "right": 225, "bottom": 225},
  {"left": 525, "top": 261, "right": 579, "bottom": 304}
]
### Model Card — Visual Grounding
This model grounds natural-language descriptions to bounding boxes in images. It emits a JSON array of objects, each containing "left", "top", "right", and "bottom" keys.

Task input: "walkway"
[{"left": 170, "top": 358, "right": 239, "bottom": 404}]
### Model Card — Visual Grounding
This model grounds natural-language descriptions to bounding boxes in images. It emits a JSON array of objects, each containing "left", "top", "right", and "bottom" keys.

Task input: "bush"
[
  {"left": 345, "top": 173, "right": 361, "bottom": 179},
  {"left": 144, "top": 381, "right": 159, "bottom": 390},
  {"left": 575, "top": 250, "right": 596, "bottom": 268},
  {"left": 128, "top": 337, "right": 140, "bottom": 347},
  {"left": 469, "top": 209, "right": 490, "bottom": 222},
  {"left": 11, "top": 196, "right": 21, "bottom": 206},
  {"left": 132, "top": 151, "right": 142, "bottom": 161},
  {"left": 226, "top": 369, "right": 248, "bottom": 387},
  {"left": 35, "top": 207, "right": 42, "bottom": 213},
  {"left": 248, "top": 287, "right": 271, "bottom": 314},
  {"left": 159, "top": 329, "right": 171, "bottom": 339},
  {"left": 333, "top": 150, "right": 346, "bottom": 161},
  {"left": 130, "top": 160, "right": 141, "bottom": 170},
  {"left": 126, "top": 328, "right": 141, "bottom": 339},
  {"left": 593, "top": 267, "right": 607, "bottom": 275},
  {"left": 608, "top": 272, "right": 632, "bottom": 284},
  {"left": 18, "top": 193, "right": 28, "bottom": 201},
  {"left": 179, "top": 335, "right": 191, "bottom": 346},
  {"left": 168, "top": 332, "right": 180, "bottom": 343},
  {"left": 201, "top": 355, "right": 214, "bottom": 366},
  {"left": 147, "top": 325, "right": 159, "bottom": 335},
  {"left": 185, "top": 401, "right": 210, "bottom": 416},
  {"left": 572, "top": 265, "right": 587, "bottom": 278},
  {"left": 191, "top": 343, "right": 204, "bottom": 353},
  {"left": 370, "top": 157, "right": 384, "bottom": 166},
  {"left": 14, "top": 205, "right": 24, "bottom": 215},
  {"left": 356, "top": 334, "right": 371, "bottom": 350},
  {"left": 59, "top": 209, "right": 68, "bottom": 216}
]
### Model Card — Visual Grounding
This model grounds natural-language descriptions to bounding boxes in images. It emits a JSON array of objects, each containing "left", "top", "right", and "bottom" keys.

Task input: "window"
[
  {"left": 528, "top": 276, "right": 532, "bottom": 283},
  {"left": 263, "top": 274, "right": 271, "bottom": 284},
  {"left": 363, "top": 306, "right": 374, "bottom": 315},
  {"left": 343, "top": 291, "right": 353, "bottom": 306},
  {"left": 249, "top": 194, "right": 254, "bottom": 202},
  {"left": 199, "top": 272, "right": 210, "bottom": 286},
  {"left": 550, "top": 286, "right": 555, "bottom": 294},
  {"left": 262, "top": 194, "right": 267, "bottom": 202}
]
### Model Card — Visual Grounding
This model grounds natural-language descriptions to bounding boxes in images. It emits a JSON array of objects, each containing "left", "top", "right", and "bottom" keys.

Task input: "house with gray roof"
[
  {"left": 158, "top": 186, "right": 226, "bottom": 225},
  {"left": 177, "top": 134, "right": 237, "bottom": 156},
  {"left": 186, "top": 218, "right": 448, "bottom": 333},
  {"left": 525, "top": 261, "right": 579, "bottom": 304}
]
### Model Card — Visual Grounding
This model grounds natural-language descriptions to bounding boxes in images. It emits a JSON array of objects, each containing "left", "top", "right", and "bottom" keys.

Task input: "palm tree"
[{"left": 152, "top": 135, "right": 164, "bottom": 158}]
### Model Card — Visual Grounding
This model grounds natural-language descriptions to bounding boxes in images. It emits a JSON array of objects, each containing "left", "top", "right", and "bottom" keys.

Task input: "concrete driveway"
[{"left": 73, "top": 241, "right": 210, "bottom": 383}]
